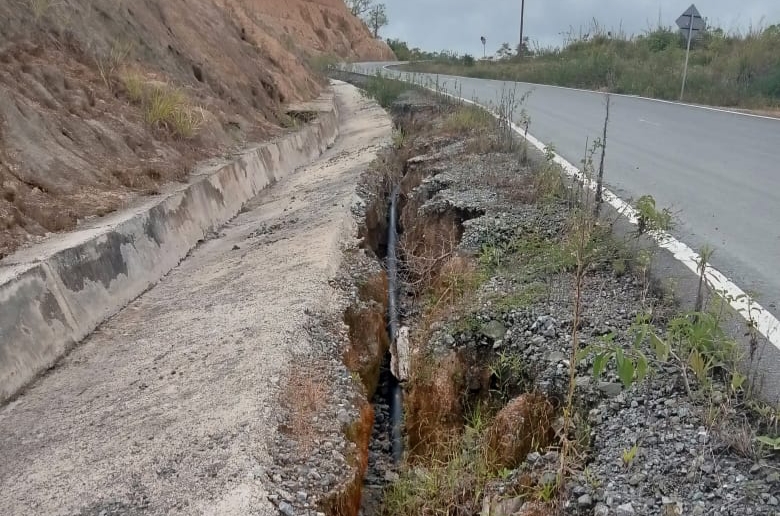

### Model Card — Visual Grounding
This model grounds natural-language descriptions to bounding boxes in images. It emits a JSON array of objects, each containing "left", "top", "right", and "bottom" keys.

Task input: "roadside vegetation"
[
  {"left": 347, "top": 71, "right": 780, "bottom": 515},
  {"left": 121, "top": 71, "right": 203, "bottom": 139},
  {"left": 397, "top": 21, "right": 780, "bottom": 109}
]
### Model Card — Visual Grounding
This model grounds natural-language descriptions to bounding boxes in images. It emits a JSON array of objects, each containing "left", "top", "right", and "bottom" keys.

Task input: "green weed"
[
  {"left": 360, "top": 71, "right": 408, "bottom": 108},
  {"left": 621, "top": 444, "right": 639, "bottom": 468}
]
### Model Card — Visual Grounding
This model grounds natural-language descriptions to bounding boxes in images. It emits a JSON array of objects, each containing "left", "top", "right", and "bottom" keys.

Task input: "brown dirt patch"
[
  {"left": 0, "top": 0, "right": 394, "bottom": 258},
  {"left": 485, "top": 393, "right": 555, "bottom": 470}
]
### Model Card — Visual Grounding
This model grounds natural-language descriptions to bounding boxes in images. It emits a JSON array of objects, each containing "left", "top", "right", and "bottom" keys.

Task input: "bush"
[
  {"left": 403, "top": 22, "right": 780, "bottom": 107},
  {"left": 361, "top": 72, "right": 408, "bottom": 108}
]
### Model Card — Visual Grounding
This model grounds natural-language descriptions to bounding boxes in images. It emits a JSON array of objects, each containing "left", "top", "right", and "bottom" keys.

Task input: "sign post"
[{"left": 676, "top": 4, "right": 705, "bottom": 101}]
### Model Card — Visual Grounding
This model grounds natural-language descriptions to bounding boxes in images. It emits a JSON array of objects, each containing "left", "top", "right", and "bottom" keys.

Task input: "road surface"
[{"left": 357, "top": 62, "right": 780, "bottom": 377}]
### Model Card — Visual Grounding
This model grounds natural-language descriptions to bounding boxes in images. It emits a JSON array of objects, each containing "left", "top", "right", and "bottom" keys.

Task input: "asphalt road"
[{"left": 357, "top": 61, "right": 780, "bottom": 333}]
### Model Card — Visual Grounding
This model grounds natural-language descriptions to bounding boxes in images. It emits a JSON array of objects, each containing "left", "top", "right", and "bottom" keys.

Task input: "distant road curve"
[{"left": 353, "top": 61, "right": 780, "bottom": 400}]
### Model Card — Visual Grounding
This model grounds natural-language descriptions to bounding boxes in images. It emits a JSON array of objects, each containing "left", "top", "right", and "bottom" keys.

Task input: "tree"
[
  {"left": 386, "top": 38, "right": 411, "bottom": 60},
  {"left": 345, "top": 0, "right": 371, "bottom": 16},
  {"left": 515, "top": 36, "right": 531, "bottom": 58},
  {"left": 496, "top": 42, "right": 513, "bottom": 60},
  {"left": 366, "top": 3, "right": 388, "bottom": 38}
]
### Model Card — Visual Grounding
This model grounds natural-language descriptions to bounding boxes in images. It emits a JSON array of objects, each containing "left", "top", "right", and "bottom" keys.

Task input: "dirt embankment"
[{"left": 0, "top": 0, "right": 394, "bottom": 258}]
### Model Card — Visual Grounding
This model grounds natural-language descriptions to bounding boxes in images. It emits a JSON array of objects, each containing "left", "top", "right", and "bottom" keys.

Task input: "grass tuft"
[
  {"left": 443, "top": 105, "right": 495, "bottom": 134},
  {"left": 141, "top": 83, "right": 203, "bottom": 139}
]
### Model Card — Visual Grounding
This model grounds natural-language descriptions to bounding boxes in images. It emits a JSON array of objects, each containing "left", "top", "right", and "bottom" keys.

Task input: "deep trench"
[
  {"left": 358, "top": 153, "right": 486, "bottom": 514},
  {"left": 386, "top": 185, "right": 404, "bottom": 464},
  {"left": 356, "top": 183, "right": 405, "bottom": 516}
]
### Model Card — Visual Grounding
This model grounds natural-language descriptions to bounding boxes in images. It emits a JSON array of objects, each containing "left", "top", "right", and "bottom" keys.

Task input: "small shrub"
[
  {"left": 361, "top": 72, "right": 407, "bottom": 108},
  {"left": 121, "top": 72, "right": 145, "bottom": 104},
  {"left": 143, "top": 84, "right": 202, "bottom": 139}
]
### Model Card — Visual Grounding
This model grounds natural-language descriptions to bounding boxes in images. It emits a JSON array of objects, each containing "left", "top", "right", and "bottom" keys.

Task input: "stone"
[
  {"left": 594, "top": 504, "right": 610, "bottom": 516},
  {"left": 578, "top": 494, "right": 593, "bottom": 507},
  {"left": 482, "top": 320, "right": 507, "bottom": 341},
  {"left": 491, "top": 496, "right": 524, "bottom": 516},
  {"left": 547, "top": 351, "right": 566, "bottom": 362},
  {"left": 279, "top": 501, "right": 296, "bottom": 516},
  {"left": 576, "top": 376, "right": 591, "bottom": 388},
  {"left": 384, "top": 471, "right": 399, "bottom": 482},
  {"left": 336, "top": 409, "right": 351, "bottom": 424},
  {"left": 617, "top": 502, "right": 635, "bottom": 515},
  {"left": 391, "top": 326, "right": 412, "bottom": 381},
  {"left": 599, "top": 382, "right": 623, "bottom": 397}
]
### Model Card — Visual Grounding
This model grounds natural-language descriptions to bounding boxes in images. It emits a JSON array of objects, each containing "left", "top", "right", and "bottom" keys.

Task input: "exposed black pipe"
[
  {"left": 387, "top": 185, "right": 404, "bottom": 463},
  {"left": 387, "top": 185, "right": 401, "bottom": 344}
]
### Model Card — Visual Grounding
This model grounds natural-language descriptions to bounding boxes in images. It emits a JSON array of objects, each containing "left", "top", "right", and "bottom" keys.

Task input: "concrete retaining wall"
[{"left": 0, "top": 90, "right": 339, "bottom": 404}]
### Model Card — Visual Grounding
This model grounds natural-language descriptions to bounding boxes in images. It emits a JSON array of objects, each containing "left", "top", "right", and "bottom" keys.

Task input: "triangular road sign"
[{"left": 677, "top": 4, "right": 706, "bottom": 31}]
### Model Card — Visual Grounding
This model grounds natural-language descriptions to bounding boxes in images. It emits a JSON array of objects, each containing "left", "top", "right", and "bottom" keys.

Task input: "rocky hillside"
[{"left": 0, "top": 0, "right": 393, "bottom": 258}]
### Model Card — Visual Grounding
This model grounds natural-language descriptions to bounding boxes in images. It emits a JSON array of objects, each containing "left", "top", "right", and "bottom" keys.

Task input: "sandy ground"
[{"left": 0, "top": 81, "right": 391, "bottom": 516}]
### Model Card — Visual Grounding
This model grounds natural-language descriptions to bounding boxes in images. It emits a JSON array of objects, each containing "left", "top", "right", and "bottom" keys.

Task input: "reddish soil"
[{"left": 0, "top": 0, "right": 393, "bottom": 257}]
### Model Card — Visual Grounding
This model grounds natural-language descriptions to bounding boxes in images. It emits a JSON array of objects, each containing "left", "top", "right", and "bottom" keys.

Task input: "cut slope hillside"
[{"left": 0, "top": 0, "right": 394, "bottom": 258}]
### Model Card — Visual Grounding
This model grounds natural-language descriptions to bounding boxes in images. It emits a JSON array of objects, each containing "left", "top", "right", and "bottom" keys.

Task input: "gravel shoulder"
[
  {"left": 336, "top": 78, "right": 780, "bottom": 515},
  {"left": 0, "top": 81, "right": 391, "bottom": 516}
]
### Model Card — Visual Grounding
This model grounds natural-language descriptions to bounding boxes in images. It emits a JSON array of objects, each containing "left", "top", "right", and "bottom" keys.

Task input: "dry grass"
[
  {"left": 121, "top": 71, "right": 145, "bottom": 104},
  {"left": 142, "top": 83, "right": 203, "bottom": 138},
  {"left": 442, "top": 105, "right": 496, "bottom": 134},
  {"left": 96, "top": 40, "right": 134, "bottom": 90}
]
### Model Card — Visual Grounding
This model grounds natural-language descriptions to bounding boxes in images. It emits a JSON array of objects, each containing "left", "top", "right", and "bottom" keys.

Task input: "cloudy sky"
[{"left": 381, "top": 1, "right": 780, "bottom": 55}]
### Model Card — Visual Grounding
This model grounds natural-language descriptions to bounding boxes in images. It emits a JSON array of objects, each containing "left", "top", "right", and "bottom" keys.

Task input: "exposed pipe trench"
[{"left": 386, "top": 184, "right": 404, "bottom": 464}]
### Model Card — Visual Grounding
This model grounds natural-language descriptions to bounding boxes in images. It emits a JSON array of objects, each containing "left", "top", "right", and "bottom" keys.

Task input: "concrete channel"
[{"left": 0, "top": 93, "right": 339, "bottom": 404}]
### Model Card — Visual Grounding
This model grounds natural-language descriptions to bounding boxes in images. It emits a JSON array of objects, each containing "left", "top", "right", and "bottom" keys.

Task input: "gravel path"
[{"left": 0, "top": 81, "right": 391, "bottom": 516}]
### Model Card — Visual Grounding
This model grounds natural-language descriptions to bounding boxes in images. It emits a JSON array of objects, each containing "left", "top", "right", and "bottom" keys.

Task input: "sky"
[{"left": 381, "top": 1, "right": 780, "bottom": 55}]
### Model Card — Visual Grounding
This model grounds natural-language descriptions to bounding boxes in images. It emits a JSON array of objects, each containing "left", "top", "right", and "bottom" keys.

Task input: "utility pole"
[{"left": 518, "top": 0, "right": 525, "bottom": 58}]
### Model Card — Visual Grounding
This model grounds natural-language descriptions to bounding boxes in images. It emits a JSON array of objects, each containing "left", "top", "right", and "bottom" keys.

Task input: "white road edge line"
[
  {"left": 372, "top": 67, "right": 780, "bottom": 353},
  {"left": 382, "top": 63, "right": 780, "bottom": 122}
]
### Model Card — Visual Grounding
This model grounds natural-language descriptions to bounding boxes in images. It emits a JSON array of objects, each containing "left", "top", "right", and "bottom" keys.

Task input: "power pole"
[{"left": 519, "top": 0, "right": 525, "bottom": 58}]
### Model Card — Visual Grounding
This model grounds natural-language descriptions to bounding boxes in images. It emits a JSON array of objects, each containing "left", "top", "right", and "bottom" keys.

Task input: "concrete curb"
[{"left": 0, "top": 89, "right": 340, "bottom": 404}]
